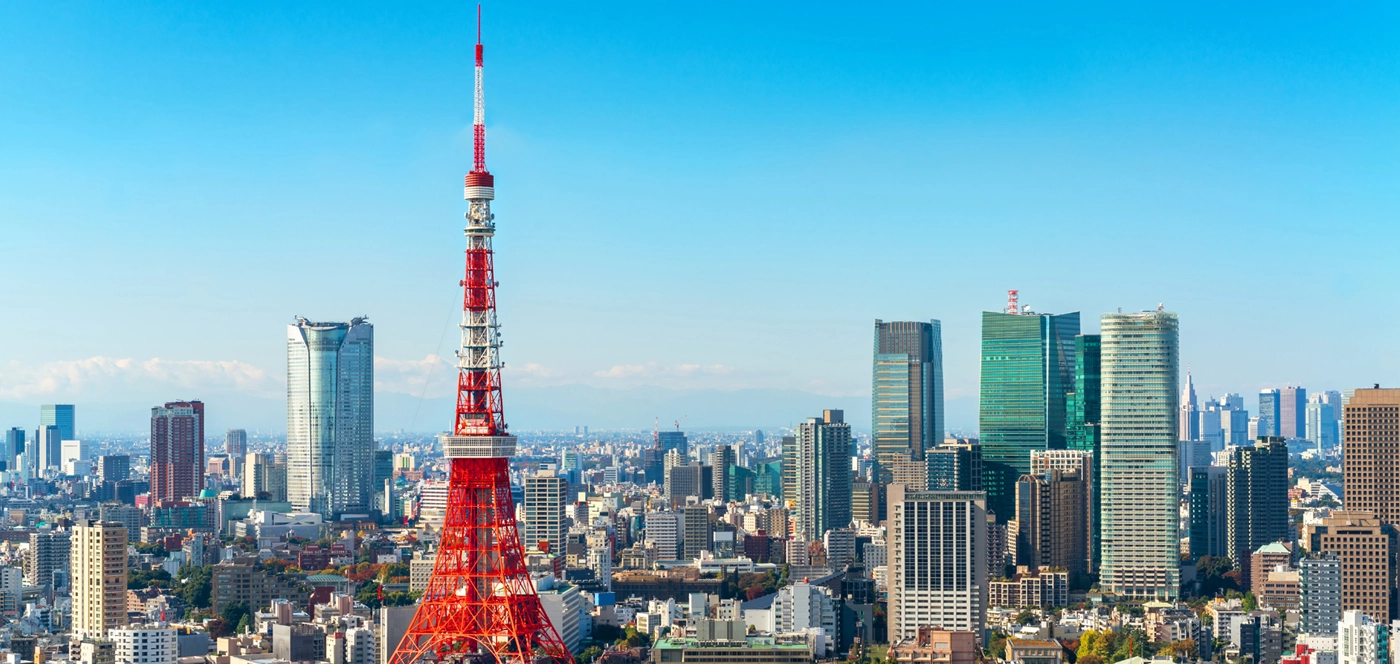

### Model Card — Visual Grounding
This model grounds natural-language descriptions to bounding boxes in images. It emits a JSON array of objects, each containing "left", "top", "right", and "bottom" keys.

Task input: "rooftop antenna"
[{"left": 1005, "top": 290, "right": 1019, "bottom": 315}]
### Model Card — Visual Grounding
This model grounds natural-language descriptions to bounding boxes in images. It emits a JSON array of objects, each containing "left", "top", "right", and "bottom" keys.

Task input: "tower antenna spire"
[{"left": 472, "top": 3, "right": 487, "bottom": 174}]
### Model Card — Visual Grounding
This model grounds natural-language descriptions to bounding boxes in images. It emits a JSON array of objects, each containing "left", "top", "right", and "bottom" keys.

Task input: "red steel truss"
[{"left": 387, "top": 7, "right": 577, "bottom": 663}]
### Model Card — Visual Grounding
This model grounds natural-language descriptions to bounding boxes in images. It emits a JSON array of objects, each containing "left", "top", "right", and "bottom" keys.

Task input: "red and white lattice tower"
[{"left": 388, "top": 8, "right": 576, "bottom": 664}]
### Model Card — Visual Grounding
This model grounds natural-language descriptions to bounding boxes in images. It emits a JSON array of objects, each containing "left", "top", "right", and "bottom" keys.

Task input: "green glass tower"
[
  {"left": 1065, "top": 334, "right": 1101, "bottom": 571},
  {"left": 978, "top": 308, "right": 1079, "bottom": 521}
]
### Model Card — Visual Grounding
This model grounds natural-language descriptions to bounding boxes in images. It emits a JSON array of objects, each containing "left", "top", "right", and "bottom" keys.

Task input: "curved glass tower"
[{"left": 287, "top": 317, "right": 374, "bottom": 518}]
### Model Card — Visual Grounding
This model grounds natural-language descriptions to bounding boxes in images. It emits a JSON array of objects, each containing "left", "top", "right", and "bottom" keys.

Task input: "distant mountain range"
[{"left": 0, "top": 385, "right": 978, "bottom": 436}]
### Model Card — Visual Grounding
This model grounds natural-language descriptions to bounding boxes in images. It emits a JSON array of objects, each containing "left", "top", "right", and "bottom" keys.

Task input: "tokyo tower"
[{"left": 387, "top": 7, "right": 577, "bottom": 664}]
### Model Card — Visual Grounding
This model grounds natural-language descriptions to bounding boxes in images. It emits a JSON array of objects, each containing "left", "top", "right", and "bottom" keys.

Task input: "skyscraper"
[
  {"left": 1342, "top": 388, "right": 1400, "bottom": 525},
  {"left": 4, "top": 428, "right": 22, "bottom": 473},
  {"left": 1226, "top": 437, "right": 1289, "bottom": 562},
  {"left": 287, "top": 317, "right": 374, "bottom": 518},
  {"left": 150, "top": 400, "right": 205, "bottom": 503},
  {"left": 1305, "top": 392, "right": 1340, "bottom": 450},
  {"left": 1180, "top": 369, "right": 1198, "bottom": 442},
  {"left": 926, "top": 442, "right": 982, "bottom": 491},
  {"left": 39, "top": 405, "right": 75, "bottom": 444},
  {"left": 979, "top": 304, "right": 1079, "bottom": 521},
  {"left": 226, "top": 429, "right": 248, "bottom": 457},
  {"left": 71, "top": 520, "right": 128, "bottom": 639},
  {"left": 711, "top": 445, "right": 736, "bottom": 502},
  {"left": 886, "top": 485, "right": 987, "bottom": 642},
  {"left": 1099, "top": 308, "right": 1179, "bottom": 600},
  {"left": 1280, "top": 386, "right": 1306, "bottom": 440},
  {"left": 1013, "top": 468, "right": 1089, "bottom": 577},
  {"left": 1064, "top": 334, "right": 1101, "bottom": 568},
  {"left": 523, "top": 471, "right": 567, "bottom": 554},
  {"left": 1188, "top": 466, "right": 1228, "bottom": 559},
  {"left": 683, "top": 505, "right": 712, "bottom": 562},
  {"left": 1258, "top": 389, "right": 1280, "bottom": 438},
  {"left": 794, "top": 410, "right": 852, "bottom": 540},
  {"left": 657, "top": 431, "right": 688, "bottom": 456},
  {"left": 1029, "top": 449, "right": 1095, "bottom": 573},
  {"left": 872, "top": 320, "right": 944, "bottom": 478},
  {"left": 1300, "top": 553, "right": 1341, "bottom": 637},
  {"left": 1301, "top": 511, "right": 1396, "bottom": 623},
  {"left": 34, "top": 425, "right": 61, "bottom": 475}
]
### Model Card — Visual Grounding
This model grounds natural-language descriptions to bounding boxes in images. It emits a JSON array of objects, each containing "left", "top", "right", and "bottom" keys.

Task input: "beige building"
[
  {"left": 1343, "top": 388, "right": 1400, "bottom": 525},
  {"left": 887, "top": 485, "right": 987, "bottom": 643},
  {"left": 1013, "top": 469, "right": 1089, "bottom": 577},
  {"left": 1301, "top": 510, "right": 1396, "bottom": 622},
  {"left": 889, "top": 627, "right": 978, "bottom": 664},
  {"left": 71, "top": 520, "right": 129, "bottom": 638}
]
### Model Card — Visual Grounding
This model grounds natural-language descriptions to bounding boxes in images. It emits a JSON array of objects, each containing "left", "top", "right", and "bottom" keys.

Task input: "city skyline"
[{"left": 4, "top": 4, "right": 1400, "bottom": 433}]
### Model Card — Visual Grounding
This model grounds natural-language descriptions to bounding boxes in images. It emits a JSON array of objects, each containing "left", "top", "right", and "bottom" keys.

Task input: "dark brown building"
[
  {"left": 150, "top": 401, "right": 204, "bottom": 503},
  {"left": 1343, "top": 388, "right": 1400, "bottom": 526},
  {"left": 1301, "top": 511, "right": 1396, "bottom": 622}
]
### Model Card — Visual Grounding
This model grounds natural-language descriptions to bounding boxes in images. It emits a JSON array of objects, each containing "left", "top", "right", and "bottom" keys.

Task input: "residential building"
[
  {"left": 1250, "top": 543, "right": 1292, "bottom": 593},
  {"left": 645, "top": 511, "right": 681, "bottom": 561},
  {"left": 1341, "top": 388, "right": 1400, "bottom": 526},
  {"left": 1188, "top": 467, "right": 1228, "bottom": 559},
  {"left": 1099, "top": 308, "right": 1179, "bottom": 599},
  {"left": 872, "top": 320, "right": 944, "bottom": 482},
  {"left": 225, "top": 428, "right": 247, "bottom": 457},
  {"left": 1028, "top": 449, "right": 1093, "bottom": 574},
  {"left": 210, "top": 563, "right": 306, "bottom": 611},
  {"left": 1259, "top": 565, "right": 1300, "bottom": 613},
  {"left": 1013, "top": 468, "right": 1089, "bottom": 577},
  {"left": 1301, "top": 511, "right": 1396, "bottom": 622},
  {"left": 1227, "top": 438, "right": 1289, "bottom": 563},
  {"left": 1337, "top": 611, "right": 1388, "bottom": 664},
  {"left": 781, "top": 434, "right": 798, "bottom": 507},
  {"left": 979, "top": 305, "right": 1080, "bottom": 521},
  {"left": 287, "top": 317, "right": 374, "bottom": 519},
  {"left": 888, "top": 627, "right": 978, "bottom": 664},
  {"left": 536, "top": 576, "right": 583, "bottom": 653},
  {"left": 683, "top": 505, "right": 711, "bottom": 561},
  {"left": 150, "top": 400, "right": 205, "bottom": 503},
  {"left": 772, "top": 582, "right": 838, "bottom": 638},
  {"left": 71, "top": 520, "right": 128, "bottom": 638},
  {"left": 927, "top": 443, "right": 982, "bottom": 491},
  {"left": 711, "top": 445, "right": 737, "bottom": 502},
  {"left": 26, "top": 530, "right": 71, "bottom": 590},
  {"left": 524, "top": 471, "right": 567, "bottom": 553},
  {"left": 111, "top": 624, "right": 178, "bottom": 664},
  {"left": 794, "top": 410, "right": 852, "bottom": 540},
  {"left": 988, "top": 567, "right": 1069, "bottom": 608},
  {"left": 886, "top": 485, "right": 987, "bottom": 642},
  {"left": 1300, "top": 553, "right": 1342, "bottom": 636},
  {"left": 0, "top": 567, "right": 21, "bottom": 614}
]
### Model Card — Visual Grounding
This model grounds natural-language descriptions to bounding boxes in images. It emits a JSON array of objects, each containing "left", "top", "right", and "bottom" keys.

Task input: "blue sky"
[{"left": 3, "top": 2, "right": 1399, "bottom": 433}]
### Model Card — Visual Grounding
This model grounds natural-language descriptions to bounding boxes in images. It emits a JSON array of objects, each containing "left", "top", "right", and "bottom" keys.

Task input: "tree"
[
  {"left": 207, "top": 618, "right": 232, "bottom": 638},
  {"left": 128, "top": 568, "right": 173, "bottom": 590},
  {"left": 180, "top": 566, "right": 213, "bottom": 609},
  {"left": 1160, "top": 640, "right": 1197, "bottom": 660},
  {"left": 1014, "top": 609, "right": 1037, "bottom": 625},
  {"left": 578, "top": 646, "right": 603, "bottom": 664},
  {"left": 235, "top": 614, "right": 251, "bottom": 635},
  {"left": 1243, "top": 592, "right": 1257, "bottom": 611},
  {"left": 221, "top": 601, "right": 250, "bottom": 628}
]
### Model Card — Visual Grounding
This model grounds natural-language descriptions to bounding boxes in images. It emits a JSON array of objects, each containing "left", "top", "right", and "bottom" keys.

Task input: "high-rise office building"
[
  {"left": 96, "top": 455, "right": 130, "bottom": 483},
  {"left": 1065, "top": 334, "right": 1101, "bottom": 568},
  {"left": 1226, "top": 437, "right": 1289, "bottom": 562},
  {"left": 711, "top": 446, "right": 736, "bottom": 503},
  {"left": 1180, "top": 370, "right": 1198, "bottom": 442},
  {"left": 39, "top": 405, "right": 75, "bottom": 445},
  {"left": 1341, "top": 388, "right": 1400, "bottom": 526},
  {"left": 979, "top": 305, "right": 1079, "bottom": 521},
  {"left": 524, "top": 471, "right": 567, "bottom": 554},
  {"left": 1301, "top": 511, "right": 1396, "bottom": 623},
  {"left": 1013, "top": 468, "right": 1089, "bottom": 577},
  {"left": 1029, "top": 449, "right": 1094, "bottom": 573},
  {"left": 150, "top": 401, "right": 205, "bottom": 503},
  {"left": 927, "top": 443, "right": 981, "bottom": 491},
  {"left": 657, "top": 431, "right": 688, "bottom": 457},
  {"left": 71, "top": 520, "right": 128, "bottom": 639},
  {"left": 872, "top": 320, "right": 944, "bottom": 478},
  {"left": 886, "top": 485, "right": 987, "bottom": 642},
  {"left": 1199, "top": 396, "right": 1251, "bottom": 454},
  {"left": 35, "top": 425, "right": 61, "bottom": 475},
  {"left": 1306, "top": 393, "right": 1340, "bottom": 450},
  {"left": 1280, "top": 386, "right": 1306, "bottom": 440},
  {"left": 645, "top": 511, "right": 681, "bottom": 561},
  {"left": 794, "top": 410, "right": 852, "bottom": 540},
  {"left": 226, "top": 429, "right": 247, "bottom": 457},
  {"left": 1300, "top": 553, "right": 1341, "bottom": 637},
  {"left": 1188, "top": 466, "right": 1227, "bottom": 560},
  {"left": 1258, "top": 389, "right": 1280, "bottom": 439},
  {"left": 1099, "top": 308, "right": 1179, "bottom": 600},
  {"left": 665, "top": 464, "right": 711, "bottom": 505},
  {"left": 287, "top": 317, "right": 374, "bottom": 518},
  {"left": 3, "top": 428, "right": 22, "bottom": 473}
]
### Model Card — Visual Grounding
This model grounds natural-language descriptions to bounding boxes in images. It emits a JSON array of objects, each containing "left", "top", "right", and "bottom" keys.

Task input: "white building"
[
  {"left": 524, "top": 471, "right": 567, "bottom": 553},
  {"left": 0, "top": 567, "right": 20, "bottom": 614},
  {"left": 232, "top": 510, "right": 323, "bottom": 539},
  {"left": 587, "top": 547, "right": 612, "bottom": 591},
  {"left": 1338, "top": 611, "right": 1388, "bottom": 664},
  {"left": 112, "top": 624, "right": 178, "bottom": 664},
  {"left": 772, "top": 582, "right": 838, "bottom": 639},
  {"left": 418, "top": 484, "right": 448, "bottom": 527},
  {"left": 535, "top": 576, "right": 582, "bottom": 653},
  {"left": 645, "top": 511, "right": 681, "bottom": 561},
  {"left": 886, "top": 485, "right": 987, "bottom": 642},
  {"left": 1099, "top": 309, "right": 1180, "bottom": 600},
  {"left": 286, "top": 317, "right": 374, "bottom": 519},
  {"left": 345, "top": 626, "right": 375, "bottom": 664}
]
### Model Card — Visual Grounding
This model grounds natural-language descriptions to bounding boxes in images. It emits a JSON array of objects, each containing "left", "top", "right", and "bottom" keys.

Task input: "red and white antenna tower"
[
  {"left": 388, "top": 7, "right": 575, "bottom": 664},
  {"left": 1005, "top": 289, "right": 1019, "bottom": 315}
]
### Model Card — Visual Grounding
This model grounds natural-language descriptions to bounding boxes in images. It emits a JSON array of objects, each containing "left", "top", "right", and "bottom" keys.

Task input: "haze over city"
[{"left": 5, "top": 3, "right": 1400, "bottom": 433}]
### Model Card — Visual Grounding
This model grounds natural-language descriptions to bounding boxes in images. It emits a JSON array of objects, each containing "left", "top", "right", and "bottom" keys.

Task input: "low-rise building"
[
  {"left": 989, "top": 568, "right": 1069, "bottom": 608},
  {"left": 888, "top": 627, "right": 978, "bottom": 664},
  {"left": 1005, "top": 639, "right": 1063, "bottom": 664},
  {"left": 649, "top": 636, "right": 812, "bottom": 663},
  {"left": 112, "top": 623, "right": 178, "bottom": 664}
]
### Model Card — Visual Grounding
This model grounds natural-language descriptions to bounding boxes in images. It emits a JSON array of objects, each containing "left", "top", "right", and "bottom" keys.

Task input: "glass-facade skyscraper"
[
  {"left": 287, "top": 317, "right": 374, "bottom": 519},
  {"left": 1258, "top": 389, "right": 1280, "bottom": 438},
  {"left": 978, "top": 309, "right": 1079, "bottom": 521},
  {"left": 1099, "top": 308, "right": 1179, "bottom": 600},
  {"left": 794, "top": 410, "right": 852, "bottom": 540},
  {"left": 39, "top": 405, "right": 75, "bottom": 444},
  {"left": 1065, "top": 334, "right": 1101, "bottom": 570},
  {"left": 872, "top": 320, "right": 944, "bottom": 480}
]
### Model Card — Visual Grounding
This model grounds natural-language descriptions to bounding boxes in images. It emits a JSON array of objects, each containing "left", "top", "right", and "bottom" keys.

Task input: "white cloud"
[
  {"left": 595, "top": 362, "right": 733, "bottom": 379},
  {"left": 0, "top": 357, "right": 279, "bottom": 400},
  {"left": 374, "top": 355, "right": 455, "bottom": 398}
]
